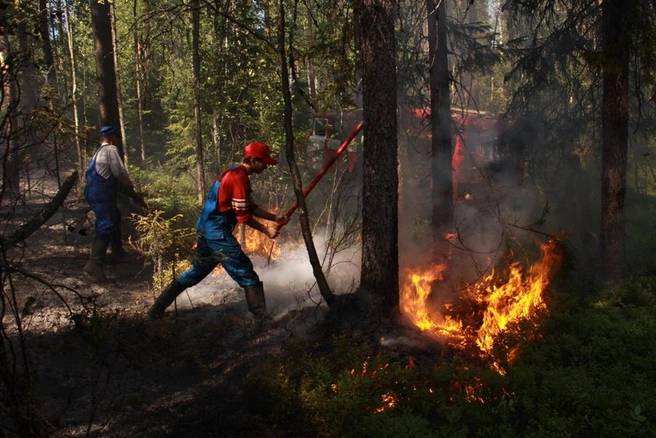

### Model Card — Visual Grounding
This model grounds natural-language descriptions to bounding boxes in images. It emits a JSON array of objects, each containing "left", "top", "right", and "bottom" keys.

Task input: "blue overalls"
[
  {"left": 177, "top": 168, "right": 260, "bottom": 289},
  {"left": 85, "top": 145, "right": 119, "bottom": 239}
]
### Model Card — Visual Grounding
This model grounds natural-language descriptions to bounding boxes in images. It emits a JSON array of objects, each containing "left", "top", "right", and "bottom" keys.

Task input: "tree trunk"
[
  {"left": 90, "top": 0, "right": 123, "bottom": 159},
  {"left": 2, "top": 171, "right": 79, "bottom": 249},
  {"left": 38, "top": 0, "right": 56, "bottom": 87},
  {"left": 0, "top": 5, "right": 21, "bottom": 205},
  {"left": 306, "top": 3, "right": 316, "bottom": 101},
  {"left": 355, "top": 0, "right": 399, "bottom": 315},
  {"left": 64, "top": 0, "right": 82, "bottom": 175},
  {"left": 428, "top": 0, "right": 453, "bottom": 269},
  {"left": 142, "top": 0, "right": 153, "bottom": 91},
  {"left": 279, "top": 0, "right": 335, "bottom": 306},
  {"left": 109, "top": 1, "right": 128, "bottom": 166},
  {"left": 192, "top": 0, "right": 206, "bottom": 202},
  {"left": 14, "top": 0, "right": 39, "bottom": 113},
  {"left": 55, "top": 0, "right": 68, "bottom": 98},
  {"left": 600, "top": 0, "right": 629, "bottom": 282},
  {"left": 133, "top": 0, "right": 147, "bottom": 164}
]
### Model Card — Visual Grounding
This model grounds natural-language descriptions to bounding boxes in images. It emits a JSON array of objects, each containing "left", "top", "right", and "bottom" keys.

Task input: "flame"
[
  {"left": 240, "top": 226, "right": 282, "bottom": 260},
  {"left": 401, "top": 240, "right": 561, "bottom": 371},
  {"left": 374, "top": 392, "right": 399, "bottom": 413},
  {"left": 463, "top": 377, "right": 486, "bottom": 403},
  {"left": 400, "top": 265, "right": 465, "bottom": 340}
]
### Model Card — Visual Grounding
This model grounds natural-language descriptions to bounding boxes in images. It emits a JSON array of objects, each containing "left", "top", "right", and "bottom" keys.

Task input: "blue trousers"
[
  {"left": 177, "top": 233, "right": 260, "bottom": 289},
  {"left": 89, "top": 194, "right": 119, "bottom": 239}
]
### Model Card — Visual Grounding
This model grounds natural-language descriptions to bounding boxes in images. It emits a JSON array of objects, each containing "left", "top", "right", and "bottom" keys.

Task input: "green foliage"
[
  {"left": 128, "top": 165, "right": 199, "bottom": 222},
  {"left": 130, "top": 209, "right": 195, "bottom": 289},
  {"left": 501, "top": 283, "right": 656, "bottom": 437}
]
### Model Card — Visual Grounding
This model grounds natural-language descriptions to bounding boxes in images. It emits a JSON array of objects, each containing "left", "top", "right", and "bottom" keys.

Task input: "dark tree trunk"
[
  {"left": 355, "top": 0, "right": 399, "bottom": 314},
  {"left": 38, "top": 0, "right": 56, "bottom": 86},
  {"left": 109, "top": 1, "right": 128, "bottom": 166},
  {"left": 90, "top": 0, "right": 123, "bottom": 159},
  {"left": 600, "top": 0, "right": 629, "bottom": 282},
  {"left": 15, "top": 0, "right": 39, "bottom": 112},
  {"left": 0, "top": 4, "right": 21, "bottom": 204},
  {"left": 428, "top": 0, "right": 453, "bottom": 260}
]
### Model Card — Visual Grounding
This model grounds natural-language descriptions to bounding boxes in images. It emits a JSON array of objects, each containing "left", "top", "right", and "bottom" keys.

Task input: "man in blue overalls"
[
  {"left": 84, "top": 125, "right": 148, "bottom": 281},
  {"left": 148, "top": 141, "right": 288, "bottom": 321}
]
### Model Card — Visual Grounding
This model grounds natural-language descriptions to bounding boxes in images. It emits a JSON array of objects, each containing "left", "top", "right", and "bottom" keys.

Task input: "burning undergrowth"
[
  {"left": 400, "top": 238, "right": 563, "bottom": 374},
  {"left": 238, "top": 195, "right": 562, "bottom": 378}
]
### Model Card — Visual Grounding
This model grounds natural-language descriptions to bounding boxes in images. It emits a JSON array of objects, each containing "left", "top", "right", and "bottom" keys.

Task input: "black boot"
[
  {"left": 109, "top": 218, "right": 130, "bottom": 264},
  {"left": 109, "top": 240, "right": 131, "bottom": 264},
  {"left": 148, "top": 280, "right": 187, "bottom": 319},
  {"left": 83, "top": 236, "right": 110, "bottom": 281},
  {"left": 244, "top": 281, "right": 271, "bottom": 321}
]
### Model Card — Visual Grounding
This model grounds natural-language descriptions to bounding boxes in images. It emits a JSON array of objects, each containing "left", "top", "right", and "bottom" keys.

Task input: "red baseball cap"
[{"left": 244, "top": 141, "right": 278, "bottom": 165}]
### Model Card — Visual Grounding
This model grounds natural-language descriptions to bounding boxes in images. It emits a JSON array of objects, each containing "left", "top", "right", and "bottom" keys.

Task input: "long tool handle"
[{"left": 281, "top": 120, "right": 364, "bottom": 225}]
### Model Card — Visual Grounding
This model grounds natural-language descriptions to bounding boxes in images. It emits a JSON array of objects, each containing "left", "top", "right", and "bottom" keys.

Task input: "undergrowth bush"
[
  {"left": 625, "top": 191, "right": 656, "bottom": 275},
  {"left": 130, "top": 210, "right": 195, "bottom": 289},
  {"left": 128, "top": 165, "right": 199, "bottom": 226}
]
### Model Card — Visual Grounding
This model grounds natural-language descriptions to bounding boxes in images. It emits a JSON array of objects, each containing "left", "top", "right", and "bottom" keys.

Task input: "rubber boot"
[
  {"left": 244, "top": 281, "right": 271, "bottom": 321},
  {"left": 109, "top": 219, "right": 130, "bottom": 264},
  {"left": 83, "top": 236, "right": 110, "bottom": 281},
  {"left": 148, "top": 280, "right": 187, "bottom": 319},
  {"left": 109, "top": 238, "right": 131, "bottom": 264}
]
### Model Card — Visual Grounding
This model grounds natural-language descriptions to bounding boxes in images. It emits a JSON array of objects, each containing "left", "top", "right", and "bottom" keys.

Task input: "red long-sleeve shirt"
[{"left": 218, "top": 166, "right": 257, "bottom": 223}]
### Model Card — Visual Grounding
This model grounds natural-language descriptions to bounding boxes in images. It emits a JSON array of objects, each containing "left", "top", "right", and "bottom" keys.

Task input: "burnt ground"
[{"left": 2, "top": 184, "right": 436, "bottom": 437}]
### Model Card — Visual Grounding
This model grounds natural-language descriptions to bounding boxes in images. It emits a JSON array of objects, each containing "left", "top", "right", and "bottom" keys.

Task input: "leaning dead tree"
[
  {"left": 277, "top": 0, "right": 335, "bottom": 306},
  {"left": 1, "top": 171, "right": 79, "bottom": 250}
]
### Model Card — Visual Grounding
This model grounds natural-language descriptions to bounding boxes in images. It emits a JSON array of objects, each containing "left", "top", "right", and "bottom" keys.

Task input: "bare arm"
[
  {"left": 244, "top": 216, "right": 278, "bottom": 239},
  {"left": 252, "top": 206, "right": 277, "bottom": 221},
  {"left": 253, "top": 206, "right": 289, "bottom": 226}
]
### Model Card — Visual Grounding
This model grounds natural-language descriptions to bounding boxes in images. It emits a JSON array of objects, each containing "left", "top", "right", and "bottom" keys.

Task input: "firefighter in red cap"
[{"left": 148, "top": 141, "right": 288, "bottom": 321}]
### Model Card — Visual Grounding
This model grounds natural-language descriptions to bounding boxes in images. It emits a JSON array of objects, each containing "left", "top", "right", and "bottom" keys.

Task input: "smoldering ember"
[{"left": 2, "top": 1, "right": 656, "bottom": 437}]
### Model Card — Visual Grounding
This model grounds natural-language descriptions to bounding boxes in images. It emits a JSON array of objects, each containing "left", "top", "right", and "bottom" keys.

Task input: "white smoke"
[{"left": 171, "top": 232, "right": 361, "bottom": 318}]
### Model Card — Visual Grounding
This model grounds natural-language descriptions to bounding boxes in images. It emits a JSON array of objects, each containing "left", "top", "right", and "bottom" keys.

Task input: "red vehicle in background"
[{"left": 307, "top": 107, "right": 521, "bottom": 202}]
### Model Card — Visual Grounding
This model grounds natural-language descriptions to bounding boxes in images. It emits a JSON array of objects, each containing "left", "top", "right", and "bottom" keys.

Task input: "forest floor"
[{"left": 2, "top": 175, "right": 429, "bottom": 437}]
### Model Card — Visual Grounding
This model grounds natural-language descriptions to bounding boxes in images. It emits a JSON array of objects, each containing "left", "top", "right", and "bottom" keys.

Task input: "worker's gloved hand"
[{"left": 133, "top": 193, "right": 149, "bottom": 211}]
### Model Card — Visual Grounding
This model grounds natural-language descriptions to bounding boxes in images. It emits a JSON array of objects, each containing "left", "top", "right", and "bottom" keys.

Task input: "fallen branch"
[{"left": 1, "top": 171, "right": 79, "bottom": 250}]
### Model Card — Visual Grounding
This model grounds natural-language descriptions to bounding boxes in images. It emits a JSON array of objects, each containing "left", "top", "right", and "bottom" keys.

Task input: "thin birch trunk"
[
  {"left": 192, "top": 0, "right": 206, "bottom": 202},
  {"left": 306, "top": 2, "right": 316, "bottom": 101},
  {"left": 64, "top": 0, "right": 82, "bottom": 175},
  {"left": 134, "top": 0, "right": 147, "bottom": 164},
  {"left": 279, "top": 0, "right": 335, "bottom": 306}
]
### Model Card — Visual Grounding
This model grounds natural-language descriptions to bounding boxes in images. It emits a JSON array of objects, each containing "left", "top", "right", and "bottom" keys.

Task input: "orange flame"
[
  {"left": 475, "top": 242, "right": 559, "bottom": 355},
  {"left": 401, "top": 240, "right": 561, "bottom": 371},
  {"left": 374, "top": 392, "right": 399, "bottom": 413},
  {"left": 400, "top": 264, "right": 465, "bottom": 340},
  {"left": 240, "top": 226, "right": 281, "bottom": 259}
]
